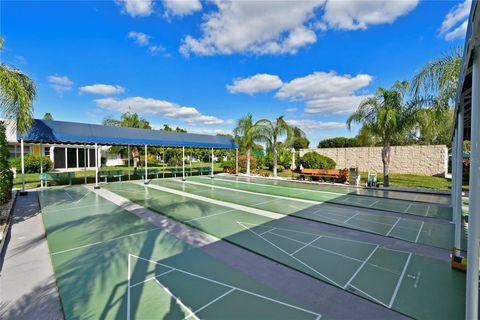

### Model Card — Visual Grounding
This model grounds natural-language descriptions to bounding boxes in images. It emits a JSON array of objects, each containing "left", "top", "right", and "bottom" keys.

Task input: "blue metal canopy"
[{"left": 18, "top": 119, "right": 238, "bottom": 149}]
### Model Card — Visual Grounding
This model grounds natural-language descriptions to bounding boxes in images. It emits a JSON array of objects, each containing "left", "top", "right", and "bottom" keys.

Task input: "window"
[{"left": 8, "top": 145, "right": 16, "bottom": 158}]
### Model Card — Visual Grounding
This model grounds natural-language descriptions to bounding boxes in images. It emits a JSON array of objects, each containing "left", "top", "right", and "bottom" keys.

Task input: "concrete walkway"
[{"left": 0, "top": 192, "right": 63, "bottom": 320}]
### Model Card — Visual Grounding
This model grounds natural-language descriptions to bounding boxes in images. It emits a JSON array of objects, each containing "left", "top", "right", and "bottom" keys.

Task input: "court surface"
[
  {"left": 39, "top": 187, "right": 323, "bottom": 320},
  {"left": 226, "top": 175, "right": 451, "bottom": 205},
  {"left": 102, "top": 181, "right": 466, "bottom": 320},
  {"left": 148, "top": 178, "right": 455, "bottom": 250},
  {"left": 188, "top": 175, "right": 453, "bottom": 220}
]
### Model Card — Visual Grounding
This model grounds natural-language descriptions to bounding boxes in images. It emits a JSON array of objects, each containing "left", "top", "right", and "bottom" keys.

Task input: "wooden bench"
[
  {"left": 139, "top": 169, "right": 160, "bottom": 180},
  {"left": 299, "top": 168, "right": 349, "bottom": 183},
  {"left": 40, "top": 172, "right": 73, "bottom": 187},
  {"left": 99, "top": 170, "right": 123, "bottom": 183}
]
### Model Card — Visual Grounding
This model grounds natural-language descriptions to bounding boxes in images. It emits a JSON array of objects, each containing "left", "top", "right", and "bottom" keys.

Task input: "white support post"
[
  {"left": 20, "top": 139, "right": 25, "bottom": 194},
  {"left": 466, "top": 48, "right": 480, "bottom": 320},
  {"left": 452, "top": 127, "right": 457, "bottom": 209},
  {"left": 83, "top": 144, "right": 87, "bottom": 184},
  {"left": 76, "top": 148, "right": 79, "bottom": 168},
  {"left": 190, "top": 148, "right": 192, "bottom": 177},
  {"left": 64, "top": 146, "right": 68, "bottom": 169},
  {"left": 94, "top": 143, "right": 99, "bottom": 188},
  {"left": 163, "top": 148, "right": 165, "bottom": 179},
  {"left": 182, "top": 146, "right": 185, "bottom": 181},
  {"left": 128, "top": 145, "right": 131, "bottom": 180},
  {"left": 235, "top": 148, "right": 239, "bottom": 176},
  {"left": 211, "top": 147, "right": 214, "bottom": 178},
  {"left": 40, "top": 143, "right": 43, "bottom": 188},
  {"left": 454, "top": 107, "right": 464, "bottom": 251},
  {"left": 144, "top": 145, "right": 148, "bottom": 184}
]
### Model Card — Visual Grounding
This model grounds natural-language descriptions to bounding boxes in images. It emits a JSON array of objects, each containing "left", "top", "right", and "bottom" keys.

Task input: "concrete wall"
[{"left": 299, "top": 145, "right": 448, "bottom": 177}]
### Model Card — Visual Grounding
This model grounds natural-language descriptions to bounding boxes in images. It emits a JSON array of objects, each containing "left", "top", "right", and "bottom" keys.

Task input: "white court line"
[
  {"left": 368, "top": 200, "right": 380, "bottom": 207},
  {"left": 154, "top": 278, "right": 200, "bottom": 320},
  {"left": 131, "top": 254, "right": 322, "bottom": 319},
  {"left": 348, "top": 284, "right": 389, "bottom": 308},
  {"left": 184, "top": 288, "right": 235, "bottom": 320},
  {"left": 291, "top": 236, "right": 323, "bottom": 256},
  {"left": 388, "top": 253, "right": 412, "bottom": 308},
  {"left": 425, "top": 205, "right": 431, "bottom": 217},
  {"left": 343, "top": 246, "right": 380, "bottom": 289},
  {"left": 343, "top": 213, "right": 360, "bottom": 224},
  {"left": 260, "top": 227, "right": 276, "bottom": 236},
  {"left": 184, "top": 209, "right": 237, "bottom": 223},
  {"left": 127, "top": 253, "right": 131, "bottom": 320},
  {"left": 51, "top": 227, "right": 160, "bottom": 255},
  {"left": 44, "top": 202, "right": 114, "bottom": 214},
  {"left": 237, "top": 222, "right": 344, "bottom": 287},
  {"left": 73, "top": 190, "right": 92, "bottom": 204},
  {"left": 63, "top": 190, "right": 74, "bottom": 200},
  {"left": 129, "top": 269, "right": 175, "bottom": 288},
  {"left": 414, "top": 222, "right": 425, "bottom": 243},
  {"left": 403, "top": 203, "right": 413, "bottom": 213},
  {"left": 385, "top": 218, "right": 401, "bottom": 236}
]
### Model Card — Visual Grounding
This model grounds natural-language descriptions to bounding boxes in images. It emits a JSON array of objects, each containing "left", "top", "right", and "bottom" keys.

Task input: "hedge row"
[
  {"left": 9, "top": 154, "right": 53, "bottom": 173},
  {"left": 0, "top": 125, "right": 13, "bottom": 204}
]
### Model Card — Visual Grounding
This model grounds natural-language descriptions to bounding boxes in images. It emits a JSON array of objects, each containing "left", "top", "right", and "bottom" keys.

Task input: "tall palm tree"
[
  {"left": 255, "top": 116, "right": 293, "bottom": 177},
  {"left": 411, "top": 47, "right": 462, "bottom": 110},
  {"left": 0, "top": 37, "right": 36, "bottom": 133},
  {"left": 347, "top": 81, "right": 417, "bottom": 187},
  {"left": 233, "top": 114, "right": 261, "bottom": 175}
]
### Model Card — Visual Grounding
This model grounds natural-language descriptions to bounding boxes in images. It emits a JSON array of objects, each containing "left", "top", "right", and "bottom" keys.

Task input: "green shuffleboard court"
[
  {"left": 103, "top": 181, "right": 466, "bottom": 320},
  {"left": 187, "top": 176, "right": 453, "bottom": 220},
  {"left": 39, "top": 186, "right": 323, "bottom": 320},
  {"left": 226, "top": 175, "right": 451, "bottom": 205},
  {"left": 149, "top": 178, "right": 456, "bottom": 250}
]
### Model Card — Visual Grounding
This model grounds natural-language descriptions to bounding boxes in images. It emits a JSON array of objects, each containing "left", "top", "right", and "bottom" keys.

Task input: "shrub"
[
  {"left": 318, "top": 137, "right": 359, "bottom": 148},
  {"left": 0, "top": 125, "right": 13, "bottom": 204},
  {"left": 9, "top": 154, "right": 53, "bottom": 173},
  {"left": 299, "top": 152, "right": 336, "bottom": 169},
  {"left": 264, "top": 149, "right": 292, "bottom": 170},
  {"left": 276, "top": 165, "right": 285, "bottom": 172}
]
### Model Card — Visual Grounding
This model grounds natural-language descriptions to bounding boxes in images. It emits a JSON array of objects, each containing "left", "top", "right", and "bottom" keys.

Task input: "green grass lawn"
[{"left": 14, "top": 162, "right": 223, "bottom": 190}]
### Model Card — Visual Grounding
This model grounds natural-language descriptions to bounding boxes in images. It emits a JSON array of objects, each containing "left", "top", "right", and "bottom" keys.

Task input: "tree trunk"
[
  {"left": 246, "top": 147, "right": 251, "bottom": 175},
  {"left": 132, "top": 147, "right": 139, "bottom": 175},
  {"left": 382, "top": 141, "right": 391, "bottom": 187},
  {"left": 273, "top": 144, "right": 278, "bottom": 178}
]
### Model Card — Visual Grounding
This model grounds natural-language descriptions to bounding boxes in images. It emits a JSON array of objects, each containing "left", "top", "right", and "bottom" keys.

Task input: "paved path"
[{"left": 0, "top": 192, "right": 63, "bottom": 320}]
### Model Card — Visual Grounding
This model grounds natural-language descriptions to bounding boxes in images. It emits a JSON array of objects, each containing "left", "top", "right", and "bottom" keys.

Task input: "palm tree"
[
  {"left": 347, "top": 81, "right": 417, "bottom": 187},
  {"left": 411, "top": 47, "right": 462, "bottom": 109},
  {"left": 255, "top": 116, "right": 293, "bottom": 178},
  {"left": 43, "top": 112, "right": 53, "bottom": 120},
  {"left": 0, "top": 37, "right": 36, "bottom": 133},
  {"left": 233, "top": 114, "right": 261, "bottom": 175}
]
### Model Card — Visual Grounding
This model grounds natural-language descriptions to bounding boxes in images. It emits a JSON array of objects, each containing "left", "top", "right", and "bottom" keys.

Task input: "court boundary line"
[
  {"left": 388, "top": 253, "right": 412, "bottom": 308},
  {"left": 344, "top": 246, "right": 380, "bottom": 290},
  {"left": 153, "top": 278, "right": 200, "bottom": 320},
  {"left": 51, "top": 227, "right": 160, "bottom": 255},
  {"left": 385, "top": 218, "right": 401, "bottom": 237},
  {"left": 184, "top": 288, "right": 235, "bottom": 320},
  {"left": 414, "top": 222, "right": 425, "bottom": 243},
  {"left": 128, "top": 254, "right": 322, "bottom": 319}
]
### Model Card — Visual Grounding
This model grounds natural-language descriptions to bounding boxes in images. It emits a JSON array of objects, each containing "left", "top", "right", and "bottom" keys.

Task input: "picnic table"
[{"left": 99, "top": 170, "right": 124, "bottom": 183}]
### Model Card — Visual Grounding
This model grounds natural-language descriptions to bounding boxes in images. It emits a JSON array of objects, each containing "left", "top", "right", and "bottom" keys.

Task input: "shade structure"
[{"left": 17, "top": 119, "right": 238, "bottom": 149}]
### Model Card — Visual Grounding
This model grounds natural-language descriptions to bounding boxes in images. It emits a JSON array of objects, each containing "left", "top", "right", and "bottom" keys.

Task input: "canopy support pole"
[
  {"left": 235, "top": 148, "right": 239, "bottom": 176},
  {"left": 466, "top": 47, "right": 480, "bottom": 320},
  {"left": 40, "top": 143, "right": 43, "bottom": 188},
  {"left": 211, "top": 148, "right": 214, "bottom": 178},
  {"left": 94, "top": 143, "right": 99, "bottom": 189},
  {"left": 163, "top": 148, "right": 165, "bottom": 178},
  {"left": 144, "top": 145, "right": 148, "bottom": 184},
  {"left": 83, "top": 144, "right": 87, "bottom": 184},
  {"left": 190, "top": 148, "right": 192, "bottom": 177},
  {"left": 182, "top": 147, "right": 185, "bottom": 181},
  {"left": 128, "top": 145, "right": 131, "bottom": 180},
  {"left": 20, "top": 139, "right": 26, "bottom": 195},
  {"left": 454, "top": 106, "right": 464, "bottom": 252}
]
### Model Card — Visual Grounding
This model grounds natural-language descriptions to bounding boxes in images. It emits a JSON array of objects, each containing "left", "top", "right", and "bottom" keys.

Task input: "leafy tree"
[
  {"left": 347, "top": 81, "right": 417, "bottom": 187},
  {"left": 43, "top": 112, "right": 53, "bottom": 120},
  {"left": 290, "top": 126, "right": 309, "bottom": 149},
  {"left": 255, "top": 116, "right": 292, "bottom": 177},
  {"left": 0, "top": 37, "right": 36, "bottom": 134},
  {"left": 233, "top": 114, "right": 262, "bottom": 175},
  {"left": 102, "top": 111, "right": 151, "bottom": 173},
  {"left": 299, "top": 152, "right": 336, "bottom": 169},
  {"left": 162, "top": 124, "right": 187, "bottom": 133},
  {"left": 414, "top": 107, "right": 453, "bottom": 146},
  {"left": 317, "top": 137, "right": 359, "bottom": 148}
]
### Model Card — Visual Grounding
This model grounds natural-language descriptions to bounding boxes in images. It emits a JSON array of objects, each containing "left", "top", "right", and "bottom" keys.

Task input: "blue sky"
[{"left": 0, "top": 0, "right": 471, "bottom": 145}]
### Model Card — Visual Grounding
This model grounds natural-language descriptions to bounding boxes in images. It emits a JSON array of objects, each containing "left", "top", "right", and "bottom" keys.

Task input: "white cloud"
[
  {"left": 94, "top": 96, "right": 224, "bottom": 125},
  {"left": 276, "top": 71, "right": 372, "bottom": 114},
  {"left": 286, "top": 107, "right": 298, "bottom": 113},
  {"left": 180, "top": 0, "right": 324, "bottom": 56},
  {"left": 148, "top": 45, "right": 167, "bottom": 55},
  {"left": 79, "top": 84, "right": 125, "bottom": 95},
  {"left": 439, "top": 0, "right": 471, "bottom": 41},
  {"left": 286, "top": 119, "right": 345, "bottom": 131},
  {"left": 227, "top": 74, "right": 283, "bottom": 94},
  {"left": 128, "top": 31, "right": 150, "bottom": 45},
  {"left": 116, "top": 0, "right": 154, "bottom": 17},
  {"left": 163, "top": 0, "right": 202, "bottom": 17},
  {"left": 321, "top": 0, "right": 419, "bottom": 30},
  {"left": 47, "top": 74, "right": 73, "bottom": 92}
]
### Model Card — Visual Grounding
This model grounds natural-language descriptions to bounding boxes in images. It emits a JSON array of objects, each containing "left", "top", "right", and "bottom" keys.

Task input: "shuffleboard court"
[
  {"left": 150, "top": 178, "right": 454, "bottom": 249},
  {"left": 104, "top": 181, "right": 466, "bottom": 320},
  {"left": 223, "top": 175, "right": 451, "bottom": 205},
  {"left": 39, "top": 186, "right": 323, "bottom": 320},
  {"left": 188, "top": 176, "right": 452, "bottom": 220}
]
